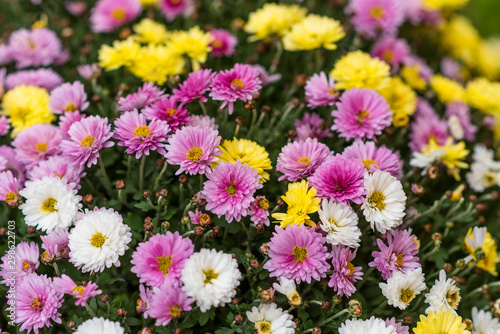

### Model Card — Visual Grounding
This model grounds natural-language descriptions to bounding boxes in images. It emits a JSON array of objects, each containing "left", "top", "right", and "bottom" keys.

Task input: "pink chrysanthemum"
[
  {"left": 209, "top": 29, "right": 238, "bottom": 57},
  {"left": 295, "top": 112, "right": 332, "bottom": 142},
  {"left": 77, "top": 63, "right": 101, "bottom": 81},
  {"left": 309, "top": 155, "right": 366, "bottom": 204},
  {"left": 342, "top": 140, "right": 403, "bottom": 178},
  {"left": 409, "top": 100, "right": 448, "bottom": 152},
  {"left": 49, "top": 81, "right": 89, "bottom": 114},
  {"left": 332, "top": 88, "right": 392, "bottom": 141},
  {"left": 12, "top": 124, "right": 62, "bottom": 168},
  {"left": 0, "top": 241, "right": 39, "bottom": 286},
  {"left": 0, "top": 170, "right": 20, "bottom": 206},
  {"left": 250, "top": 65, "right": 282, "bottom": 87},
  {"left": 187, "top": 115, "right": 218, "bottom": 130},
  {"left": 28, "top": 155, "right": 85, "bottom": 189},
  {"left": 173, "top": 69, "right": 215, "bottom": 105},
  {"left": 188, "top": 208, "right": 202, "bottom": 225},
  {"left": 58, "top": 111, "right": 87, "bottom": 139},
  {"left": 441, "top": 57, "right": 463, "bottom": 82},
  {"left": 0, "top": 116, "right": 10, "bottom": 136},
  {"left": 114, "top": 110, "right": 169, "bottom": 159},
  {"left": 264, "top": 224, "right": 331, "bottom": 284},
  {"left": 65, "top": 1, "right": 88, "bottom": 15},
  {"left": 143, "top": 96, "right": 191, "bottom": 132},
  {"left": 209, "top": 63, "right": 262, "bottom": 115},
  {"left": 249, "top": 195, "right": 270, "bottom": 226},
  {"left": 0, "top": 145, "right": 26, "bottom": 184},
  {"left": 137, "top": 284, "right": 153, "bottom": 318},
  {"left": 328, "top": 245, "right": 363, "bottom": 297},
  {"left": 165, "top": 126, "right": 222, "bottom": 175},
  {"left": 60, "top": 115, "right": 114, "bottom": 167},
  {"left": 53, "top": 274, "right": 102, "bottom": 306},
  {"left": 90, "top": 0, "right": 142, "bottom": 33},
  {"left": 5, "top": 68, "right": 63, "bottom": 92},
  {"left": 305, "top": 72, "right": 339, "bottom": 109},
  {"left": 0, "top": 44, "right": 12, "bottom": 65},
  {"left": 372, "top": 36, "right": 410, "bottom": 69},
  {"left": 160, "top": 0, "right": 194, "bottom": 21},
  {"left": 118, "top": 82, "right": 166, "bottom": 112},
  {"left": 445, "top": 102, "right": 477, "bottom": 142},
  {"left": 277, "top": 138, "right": 331, "bottom": 182},
  {"left": 385, "top": 318, "right": 410, "bottom": 334},
  {"left": 346, "top": 0, "right": 404, "bottom": 39},
  {"left": 9, "top": 274, "right": 63, "bottom": 334},
  {"left": 40, "top": 227, "right": 70, "bottom": 264},
  {"left": 149, "top": 285, "right": 193, "bottom": 326},
  {"left": 201, "top": 160, "right": 262, "bottom": 223},
  {"left": 369, "top": 229, "right": 420, "bottom": 280},
  {"left": 131, "top": 232, "right": 194, "bottom": 288}
]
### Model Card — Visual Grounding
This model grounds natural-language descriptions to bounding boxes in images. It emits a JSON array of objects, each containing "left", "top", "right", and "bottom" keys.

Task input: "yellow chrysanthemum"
[
  {"left": 465, "top": 77, "right": 500, "bottom": 115},
  {"left": 421, "top": 137, "right": 469, "bottom": 180},
  {"left": 477, "top": 38, "right": 500, "bottom": 80},
  {"left": 440, "top": 16, "right": 481, "bottom": 68},
  {"left": 430, "top": 75, "right": 466, "bottom": 104},
  {"left": 244, "top": 4, "right": 307, "bottom": 42},
  {"left": 132, "top": 18, "right": 170, "bottom": 44},
  {"left": 465, "top": 228, "right": 499, "bottom": 276},
  {"left": 330, "top": 50, "right": 391, "bottom": 91},
  {"left": 413, "top": 310, "right": 470, "bottom": 334},
  {"left": 380, "top": 77, "right": 417, "bottom": 127},
  {"left": 138, "top": 0, "right": 159, "bottom": 6},
  {"left": 98, "top": 38, "right": 142, "bottom": 71},
  {"left": 400, "top": 64, "right": 428, "bottom": 91},
  {"left": 272, "top": 180, "right": 320, "bottom": 228},
  {"left": 167, "top": 26, "right": 213, "bottom": 71},
  {"left": 218, "top": 138, "right": 272, "bottom": 183},
  {"left": 422, "top": 0, "right": 468, "bottom": 10},
  {"left": 1, "top": 85, "right": 54, "bottom": 137},
  {"left": 282, "top": 14, "right": 345, "bottom": 51}
]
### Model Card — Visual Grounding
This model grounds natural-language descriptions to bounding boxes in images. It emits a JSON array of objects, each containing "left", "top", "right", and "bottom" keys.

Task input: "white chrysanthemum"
[
  {"left": 424, "top": 270, "right": 461, "bottom": 314},
  {"left": 448, "top": 115, "right": 465, "bottom": 140},
  {"left": 465, "top": 226, "right": 487, "bottom": 250},
  {"left": 409, "top": 148, "right": 445, "bottom": 174},
  {"left": 338, "top": 316, "right": 396, "bottom": 334},
  {"left": 379, "top": 268, "right": 426, "bottom": 310},
  {"left": 318, "top": 199, "right": 361, "bottom": 248},
  {"left": 19, "top": 176, "right": 81, "bottom": 232},
  {"left": 466, "top": 162, "right": 500, "bottom": 192},
  {"left": 181, "top": 248, "right": 241, "bottom": 312},
  {"left": 246, "top": 303, "right": 296, "bottom": 334},
  {"left": 74, "top": 317, "right": 124, "bottom": 334},
  {"left": 472, "top": 144, "right": 500, "bottom": 171},
  {"left": 273, "top": 277, "right": 302, "bottom": 306},
  {"left": 361, "top": 170, "right": 407, "bottom": 233},
  {"left": 68, "top": 208, "right": 132, "bottom": 273},
  {"left": 472, "top": 307, "right": 500, "bottom": 334}
]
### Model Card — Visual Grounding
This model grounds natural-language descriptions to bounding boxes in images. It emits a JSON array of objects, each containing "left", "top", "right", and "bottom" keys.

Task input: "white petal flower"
[
  {"left": 472, "top": 307, "right": 500, "bottom": 334},
  {"left": 318, "top": 199, "right": 361, "bottom": 248},
  {"left": 246, "top": 303, "right": 296, "bottom": 334},
  {"left": 273, "top": 277, "right": 302, "bottom": 306},
  {"left": 472, "top": 144, "right": 500, "bottom": 171},
  {"left": 338, "top": 316, "right": 396, "bottom": 334},
  {"left": 19, "top": 176, "right": 81, "bottom": 232},
  {"left": 466, "top": 162, "right": 500, "bottom": 193},
  {"left": 379, "top": 268, "right": 426, "bottom": 310},
  {"left": 465, "top": 226, "right": 487, "bottom": 251},
  {"left": 424, "top": 270, "right": 461, "bottom": 314},
  {"left": 181, "top": 248, "right": 241, "bottom": 313},
  {"left": 409, "top": 148, "right": 445, "bottom": 174},
  {"left": 74, "top": 317, "right": 124, "bottom": 334}
]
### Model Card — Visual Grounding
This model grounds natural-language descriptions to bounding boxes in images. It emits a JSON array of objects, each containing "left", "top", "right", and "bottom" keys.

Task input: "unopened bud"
[
  {"left": 348, "top": 299, "right": 362, "bottom": 317},
  {"left": 234, "top": 314, "right": 243, "bottom": 323},
  {"left": 321, "top": 301, "right": 331, "bottom": 310},
  {"left": 428, "top": 166, "right": 439, "bottom": 179},
  {"left": 141, "top": 327, "right": 153, "bottom": 334},
  {"left": 181, "top": 216, "right": 190, "bottom": 225},
  {"left": 244, "top": 100, "right": 256, "bottom": 112},
  {"left": 295, "top": 74, "right": 308, "bottom": 87},
  {"left": 213, "top": 225, "right": 222, "bottom": 235},
  {"left": 312, "top": 328, "right": 322, "bottom": 334},
  {"left": 260, "top": 243, "right": 270, "bottom": 255},
  {"left": 332, "top": 295, "right": 342, "bottom": 304},
  {"left": 68, "top": 321, "right": 76, "bottom": 328},
  {"left": 199, "top": 213, "right": 211, "bottom": 227},
  {"left": 456, "top": 259, "right": 466, "bottom": 270},
  {"left": 260, "top": 288, "right": 275, "bottom": 302},
  {"left": 144, "top": 221, "right": 154, "bottom": 231},
  {"left": 179, "top": 175, "right": 188, "bottom": 184},
  {"left": 492, "top": 299, "right": 500, "bottom": 317},
  {"left": 161, "top": 221, "right": 170, "bottom": 230},
  {"left": 100, "top": 294, "right": 109, "bottom": 303},
  {"left": 424, "top": 224, "right": 433, "bottom": 233},
  {"left": 463, "top": 319, "right": 473, "bottom": 331},
  {"left": 143, "top": 191, "right": 150, "bottom": 198},
  {"left": 159, "top": 189, "right": 168, "bottom": 197},
  {"left": 194, "top": 226, "right": 204, "bottom": 236},
  {"left": 115, "top": 180, "right": 125, "bottom": 190},
  {"left": 27, "top": 226, "right": 36, "bottom": 235},
  {"left": 255, "top": 223, "right": 265, "bottom": 232},
  {"left": 174, "top": 328, "right": 182, "bottom": 334},
  {"left": 443, "top": 263, "right": 453, "bottom": 273},
  {"left": 235, "top": 116, "right": 244, "bottom": 126},
  {"left": 276, "top": 198, "right": 286, "bottom": 207},
  {"left": 250, "top": 259, "right": 260, "bottom": 269},
  {"left": 231, "top": 298, "right": 239, "bottom": 305},
  {"left": 117, "top": 308, "right": 128, "bottom": 317},
  {"left": 403, "top": 316, "right": 413, "bottom": 325},
  {"left": 83, "top": 194, "right": 94, "bottom": 205}
]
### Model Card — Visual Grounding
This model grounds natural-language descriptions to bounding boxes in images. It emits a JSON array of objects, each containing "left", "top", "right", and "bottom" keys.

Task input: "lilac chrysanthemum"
[
  {"left": 445, "top": 102, "right": 477, "bottom": 142},
  {"left": 0, "top": 145, "right": 26, "bottom": 185},
  {"left": 165, "top": 125, "right": 222, "bottom": 175},
  {"left": 40, "top": 227, "right": 70, "bottom": 264},
  {"left": 58, "top": 111, "right": 87, "bottom": 138},
  {"left": 209, "top": 63, "right": 262, "bottom": 115},
  {"left": 28, "top": 155, "right": 85, "bottom": 189},
  {"left": 9, "top": 274, "right": 63, "bottom": 334},
  {"left": 12, "top": 124, "right": 62, "bottom": 168},
  {"left": 0, "top": 116, "right": 10, "bottom": 136},
  {"left": 249, "top": 196, "right": 270, "bottom": 226},
  {"left": 90, "top": 0, "right": 142, "bottom": 33},
  {"left": 131, "top": 232, "right": 194, "bottom": 288},
  {"left": 294, "top": 112, "right": 332, "bottom": 142},
  {"left": 305, "top": 72, "right": 339, "bottom": 109},
  {"left": 0, "top": 170, "right": 20, "bottom": 206},
  {"left": 53, "top": 274, "right": 102, "bottom": 307},
  {"left": 77, "top": 63, "right": 101, "bottom": 81},
  {"left": 117, "top": 82, "right": 166, "bottom": 112},
  {"left": 309, "top": 155, "right": 366, "bottom": 204},
  {"left": 49, "top": 81, "right": 89, "bottom": 114},
  {"left": 201, "top": 160, "right": 262, "bottom": 223},
  {"left": 385, "top": 318, "right": 410, "bottom": 334},
  {"left": 113, "top": 110, "right": 169, "bottom": 158},
  {"left": 332, "top": 88, "right": 392, "bottom": 141},
  {"left": 328, "top": 245, "right": 363, "bottom": 297},
  {"left": 60, "top": 115, "right": 114, "bottom": 167},
  {"left": 149, "top": 285, "right": 193, "bottom": 326},
  {"left": 369, "top": 229, "right": 420, "bottom": 280},
  {"left": 372, "top": 36, "right": 410, "bottom": 69},
  {"left": 264, "top": 224, "right": 331, "bottom": 284},
  {"left": 173, "top": 69, "right": 215, "bottom": 105},
  {"left": 137, "top": 284, "right": 153, "bottom": 318},
  {"left": 5, "top": 68, "right": 63, "bottom": 92},
  {"left": 209, "top": 29, "right": 238, "bottom": 57},
  {"left": 402, "top": 55, "right": 434, "bottom": 82},
  {"left": 409, "top": 100, "right": 448, "bottom": 152},
  {"left": 346, "top": 0, "right": 404, "bottom": 39},
  {"left": 342, "top": 140, "right": 403, "bottom": 178},
  {"left": 160, "top": 0, "right": 194, "bottom": 21},
  {"left": 143, "top": 96, "right": 191, "bottom": 132},
  {"left": 250, "top": 65, "right": 282, "bottom": 86},
  {"left": 187, "top": 115, "right": 218, "bottom": 130},
  {"left": 0, "top": 241, "right": 39, "bottom": 286},
  {"left": 277, "top": 138, "right": 331, "bottom": 182}
]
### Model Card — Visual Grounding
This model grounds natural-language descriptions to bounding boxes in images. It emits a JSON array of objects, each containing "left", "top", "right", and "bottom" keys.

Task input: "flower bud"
[
  {"left": 161, "top": 221, "right": 170, "bottom": 230},
  {"left": 116, "top": 308, "right": 128, "bottom": 317},
  {"left": 456, "top": 258, "right": 466, "bottom": 270},
  {"left": 159, "top": 189, "right": 169, "bottom": 197},
  {"left": 260, "top": 288, "right": 275, "bottom": 303},
  {"left": 321, "top": 301, "right": 331, "bottom": 310},
  {"left": 332, "top": 295, "right": 342, "bottom": 304},
  {"left": 83, "top": 194, "right": 94, "bottom": 205},
  {"left": 194, "top": 226, "right": 204, "bottom": 236},
  {"left": 250, "top": 259, "right": 260, "bottom": 269},
  {"left": 115, "top": 180, "right": 125, "bottom": 190},
  {"left": 68, "top": 321, "right": 76, "bottom": 328},
  {"left": 443, "top": 263, "right": 453, "bottom": 273},
  {"left": 141, "top": 328, "right": 153, "bottom": 334},
  {"left": 234, "top": 314, "right": 243, "bottom": 323},
  {"left": 179, "top": 175, "right": 188, "bottom": 184},
  {"left": 462, "top": 319, "right": 473, "bottom": 331},
  {"left": 348, "top": 299, "right": 362, "bottom": 317},
  {"left": 181, "top": 216, "right": 190, "bottom": 225},
  {"left": 260, "top": 243, "right": 270, "bottom": 255},
  {"left": 199, "top": 213, "right": 212, "bottom": 227},
  {"left": 100, "top": 294, "right": 109, "bottom": 303},
  {"left": 312, "top": 328, "right": 322, "bottom": 334}
]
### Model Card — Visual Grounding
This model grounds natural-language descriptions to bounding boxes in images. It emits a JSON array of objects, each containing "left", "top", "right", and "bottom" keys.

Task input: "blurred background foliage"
[{"left": 465, "top": 0, "right": 500, "bottom": 36}]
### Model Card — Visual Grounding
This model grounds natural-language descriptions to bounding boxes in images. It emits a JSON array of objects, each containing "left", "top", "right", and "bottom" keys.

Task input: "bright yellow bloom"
[
  {"left": 132, "top": 18, "right": 170, "bottom": 44},
  {"left": 167, "top": 26, "right": 213, "bottom": 71},
  {"left": 272, "top": 180, "right": 320, "bottom": 228},
  {"left": 430, "top": 75, "right": 466, "bottom": 104},
  {"left": 465, "top": 228, "right": 499, "bottom": 276},
  {"left": 440, "top": 16, "right": 481, "bottom": 68},
  {"left": 380, "top": 77, "right": 417, "bottom": 127},
  {"left": 400, "top": 64, "right": 428, "bottom": 91},
  {"left": 282, "top": 14, "right": 344, "bottom": 51},
  {"left": 138, "top": 0, "right": 159, "bottom": 6},
  {"left": 477, "top": 38, "right": 500, "bottom": 80},
  {"left": 244, "top": 4, "right": 307, "bottom": 42},
  {"left": 466, "top": 78, "right": 500, "bottom": 115},
  {"left": 330, "top": 51, "right": 391, "bottom": 91},
  {"left": 422, "top": 0, "right": 468, "bottom": 10},
  {"left": 1, "top": 85, "right": 54, "bottom": 137},
  {"left": 218, "top": 138, "right": 272, "bottom": 183},
  {"left": 421, "top": 137, "right": 469, "bottom": 180},
  {"left": 98, "top": 38, "right": 142, "bottom": 71},
  {"left": 413, "top": 310, "right": 470, "bottom": 334}
]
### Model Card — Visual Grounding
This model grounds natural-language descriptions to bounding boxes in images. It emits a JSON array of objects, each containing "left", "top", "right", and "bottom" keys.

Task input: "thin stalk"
[
  {"left": 269, "top": 40, "right": 283, "bottom": 74},
  {"left": 85, "top": 301, "right": 97, "bottom": 317},
  {"left": 247, "top": 108, "right": 258, "bottom": 137},
  {"left": 98, "top": 156, "right": 112, "bottom": 196},
  {"left": 139, "top": 155, "right": 147, "bottom": 193},
  {"left": 198, "top": 100, "right": 208, "bottom": 116},
  {"left": 153, "top": 162, "right": 168, "bottom": 190}
]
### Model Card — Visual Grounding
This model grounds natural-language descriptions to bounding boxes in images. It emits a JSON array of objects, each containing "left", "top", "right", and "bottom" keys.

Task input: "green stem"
[
  {"left": 85, "top": 301, "right": 97, "bottom": 317},
  {"left": 98, "top": 156, "right": 112, "bottom": 196},
  {"left": 139, "top": 155, "right": 147, "bottom": 193},
  {"left": 52, "top": 262, "right": 61, "bottom": 277},
  {"left": 199, "top": 101, "right": 208, "bottom": 116},
  {"left": 269, "top": 40, "right": 283, "bottom": 74},
  {"left": 247, "top": 108, "right": 258, "bottom": 138},
  {"left": 153, "top": 162, "right": 168, "bottom": 190},
  {"left": 369, "top": 300, "right": 387, "bottom": 316}
]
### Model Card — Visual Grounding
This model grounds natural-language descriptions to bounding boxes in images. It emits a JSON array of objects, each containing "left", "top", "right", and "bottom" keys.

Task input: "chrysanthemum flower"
[
  {"left": 149, "top": 285, "right": 193, "bottom": 326},
  {"left": 5, "top": 68, "right": 63, "bottom": 92},
  {"left": 118, "top": 82, "right": 165, "bottom": 112},
  {"left": 173, "top": 69, "right": 215, "bottom": 105},
  {"left": 272, "top": 180, "right": 320, "bottom": 228},
  {"left": 165, "top": 126, "right": 222, "bottom": 175},
  {"left": 264, "top": 224, "right": 331, "bottom": 283},
  {"left": 380, "top": 268, "right": 426, "bottom": 310},
  {"left": 74, "top": 317, "right": 124, "bottom": 334},
  {"left": 273, "top": 277, "right": 302, "bottom": 306},
  {"left": 249, "top": 196, "right": 270, "bottom": 226},
  {"left": 329, "top": 245, "right": 363, "bottom": 297},
  {"left": 19, "top": 176, "right": 81, "bottom": 232},
  {"left": 332, "top": 88, "right": 392, "bottom": 141},
  {"left": 137, "top": 284, "right": 153, "bottom": 319},
  {"left": 209, "top": 63, "right": 262, "bottom": 115},
  {"left": 168, "top": 26, "right": 213, "bottom": 71},
  {"left": 97, "top": 39, "right": 142, "bottom": 71},
  {"left": 413, "top": 310, "right": 470, "bottom": 334},
  {"left": 409, "top": 101, "right": 449, "bottom": 152},
  {"left": 318, "top": 199, "right": 361, "bottom": 248},
  {"left": 251, "top": 64, "right": 282, "bottom": 86},
  {"left": 12, "top": 124, "right": 62, "bottom": 167},
  {"left": 143, "top": 96, "right": 191, "bottom": 132},
  {"left": 132, "top": 18, "right": 170, "bottom": 44},
  {"left": 77, "top": 63, "right": 101, "bottom": 81},
  {"left": 160, "top": 0, "right": 194, "bottom": 21},
  {"left": 246, "top": 303, "right": 296, "bottom": 334},
  {"left": 424, "top": 270, "right": 460, "bottom": 314},
  {"left": 309, "top": 155, "right": 366, "bottom": 204},
  {"left": 218, "top": 138, "right": 272, "bottom": 183},
  {"left": 0, "top": 241, "right": 39, "bottom": 286},
  {"left": 342, "top": 140, "right": 402, "bottom": 178},
  {"left": 465, "top": 77, "right": 500, "bottom": 115},
  {"left": 346, "top": 0, "right": 404, "bottom": 39},
  {"left": 187, "top": 115, "right": 218, "bottom": 130},
  {"left": 209, "top": 29, "right": 238, "bottom": 57},
  {"left": 446, "top": 102, "right": 477, "bottom": 142},
  {"left": 40, "top": 227, "right": 70, "bottom": 264},
  {"left": 379, "top": 77, "right": 417, "bottom": 128},
  {"left": 0, "top": 116, "right": 10, "bottom": 136},
  {"left": 0, "top": 145, "right": 25, "bottom": 184},
  {"left": 422, "top": 0, "right": 468, "bottom": 11},
  {"left": 0, "top": 170, "right": 20, "bottom": 206},
  {"left": 28, "top": 156, "right": 85, "bottom": 189},
  {"left": 372, "top": 36, "right": 410, "bottom": 69},
  {"left": 430, "top": 74, "right": 466, "bottom": 104},
  {"left": 304, "top": 72, "right": 338, "bottom": 109},
  {"left": 400, "top": 55, "right": 434, "bottom": 92},
  {"left": 131, "top": 232, "right": 195, "bottom": 288},
  {"left": 90, "top": 0, "right": 142, "bottom": 33},
  {"left": 49, "top": 81, "right": 89, "bottom": 114},
  {"left": 201, "top": 160, "right": 262, "bottom": 223},
  {"left": 464, "top": 227, "right": 499, "bottom": 276},
  {"left": 283, "top": 14, "right": 345, "bottom": 51},
  {"left": 68, "top": 208, "right": 132, "bottom": 273},
  {"left": 53, "top": 274, "right": 102, "bottom": 307},
  {"left": 58, "top": 111, "right": 86, "bottom": 138},
  {"left": 294, "top": 112, "right": 332, "bottom": 141},
  {"left": 384, "top": 318, "right": 409, "bottom": 334},
  {"left": 471, "top": 307, "right": 500, "bottom": 333},
  {"left": 60, "top": 115, "right": 114, "bottom": 167},
  {"left": 181, "top": 248, "right": 241, "bottom": 312},
  {"left": 339, "top": 316, "right": 396, "bottom": 334}
]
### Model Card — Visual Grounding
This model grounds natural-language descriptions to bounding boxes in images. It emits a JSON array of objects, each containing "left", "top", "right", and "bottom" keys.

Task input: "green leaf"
[
  {"left": 135, "top": 201, "right": 154, "bottom": 212},
  {"left": 199, "top": 311, "right": 210, "bottom": 326},
  {"left": 215, "top": 328, "right": 235, "bottom": 334},
  {"left": 125, "top": 317, "right": 142, "bottom": 326}
]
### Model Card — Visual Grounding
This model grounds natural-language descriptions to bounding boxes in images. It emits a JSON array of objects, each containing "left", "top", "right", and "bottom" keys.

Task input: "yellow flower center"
[
  {"left": 255, "top": 321, "right": 272, "bottom": 334},
  {"left": 231, "top": 78, "right": 244, "bottom": 90},
  {"left": 356, "top": 110, "right": 370, "bottom": 125},
  {"left": 133, "top": 125, "right": 152, "bottom": 137},
  {"left": 297, "top": 157, "right": 311, "bottom": 166},
  {"left": 446, "top": 287, "right": 461, "bottom": 308},
  {"left": 361, "top": 158, "right": 378, "bottom": 170},
  {"left": 36, "top": 142, "right": 48, "bottom": 152},
  {"left": 483, "top": 171, "right": 498, "bottom": 186},
  {"left": 111, "top": 8, "right": 126, "bottom": 21},
  {"left": 293, "top": 246, "right": 308, "bottom": 263},
  {"left": 80, "top": 135, "right": 95, "bottom": 147},
  {"left": 169, "top": 305, "right": 183, "bottom": 318},
  {"left": 382, "top": 50, "right": 394, "bottom": 62},
  {"left": 212, "top": 39, "right": 223, "bottom": 48},
  {"left": 328, "top": 88, "right": 336, "bottom": 96},
  {"left": 225, "top": 181, "right": 237, "bottom": 196},
  {"left": 369, "top": 191, "right": 386, "bottom": 210},
  {"left": 187, "top": 147, "right": 204, "bottom": 161},
  {"left": 203, "top": 268, "right": 219, "bottom": 285},
  {"left": 393, "top": 113, "right": 410, "bottom": 127},
  {"left": 23, "top": 261, "right": 31, "bottom": 270},
  {"left": 65, "top": 103, "right": 77, "bottom": 112},
  {"left": 370, "top": 6, "right": 385, "bottom": 19},
  {"left": 72, "top": 285, "right": 85, "bottom": 295},
  {"left": 31, "top": 297, "right": 43, "bottom": 311},
  {"left": 41, "top": 198, "right": 57, "bottom": 213},
  {"left": 6, "top": 192, "right": 16, "bottom": 202},
  {"left": 399, "top": 288, "right": 415, "bottom": 304},
  {"left": 157, "top": 255, "right": 173, "bottom": 275},
  {"left": 290, "top": 292, "right": 301, "bottom": 305},
  {"left": 90, "top": 232, "right": 106, "bottom": 248},
  {"left": 395, "top": 253, "right": 404, "bottom": 267},
  {"left": 258, "top": 199, "right": 269, "bottom": 210},
  {"left": 165, "top": 108, "right": 178, "bottom": 116}
]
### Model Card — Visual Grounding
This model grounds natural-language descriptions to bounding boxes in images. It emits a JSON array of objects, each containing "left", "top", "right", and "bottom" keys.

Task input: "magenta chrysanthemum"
[
  {"left": 113, "top": 110, "right": 169, "bottom": 158},
  {"left": 137, "top": 284, "right": 153, "bottom": 318},
  {"left": 201, "top": 160, "right": 262, "bottom": 223},
  {"left": 12, "top": 124, "right": 62, "bottom": 168},
  {"left": 332, "top": 88, "right": 392, "bottom": 141},
  {"left": 209, "top": 29, "right": 238, "bottom": 57},
  {"left": 160, "top": 0, "right": 194, "bottom": 21},
  {"left": 49, "top": 81, "right": 89, "bottom": 114},
  {"left": 143, "top": 96, "right": 191, "bottom": 132},
  {"left": 264, "top": 224, "right": 331, "bottom": 284},
  {"left": 309, "top": 155, "right": 366, "bottom": 204},
  {"left": 58, "top": 111, "right": 87, "bottom": 138},
  {"left": 346, "top": 0, "right": 404, "bottom": 39},
  {"left": 294, "top": 112, "right": 332, "bottom": 142},
  {"left": 369, "top": 229, "right": 421, "bottom": 280},
  {"left": 372, "top": 36, "right": 410, "bottom": 69},
  {"left": 409, "top": 101, "right": 448, "bottom": 152},
  {"left": 117, "top": 82, "right": 166, "bottom": 112},
  {"left": 5, "top": 68, "right": 63, "bottom": 92},
  {"left": 305, "top": 72, "right": 338, "bottom": 109},
  {"left": 173, "top": 69, "right": 215, "bottom": 105},
  {"left": 149, "top": 285, "right": 193, "bottom": 326},
  {"left": 53, "top": 274, "right": 102, "bottom": 307},
  {"left": 250, "top": 64, "right": 282, "bottom": 86},
  {"left": 385, "top": 318, "right": 410, "bottom": 334},
  {"left": 28, "top": 156, "right": 85, "bottom": 189},
  {"left": 131, "top": 232, "right": 195, "bottom": 288},
  {"left": 209, "top": 63, "right": 262, "bottom": 115},
  {"left": 40, "top": 227, "right": 70, "bottom": 264},
  {"left": 0, "top": 241, "right": 39, "bottom": 286},
  {"left": 249, "top": 195, "right": 270, "bottom": 226},
  {"left": 0, "top": 170, "right": 20, "bottom": 206},
  {"left": 165, "top": 126, "right": 222, "bottom": 175},
  {"left": 328, "top": 245, "right": 363, "bottom": 297},
  {"left": 90, "top": 0, "right": 142, "bottom": 33}
]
